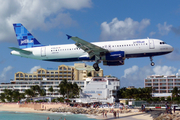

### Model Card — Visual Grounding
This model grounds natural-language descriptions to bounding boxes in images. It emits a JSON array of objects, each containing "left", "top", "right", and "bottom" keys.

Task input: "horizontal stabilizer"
[
  {"left": 66, "top": 34, "right": 72, "bottom": 39},
  {"left": 9, "top": 47, "right": 32, "bottom": 55}
]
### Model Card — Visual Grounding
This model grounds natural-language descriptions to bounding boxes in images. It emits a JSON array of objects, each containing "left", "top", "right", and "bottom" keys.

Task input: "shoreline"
[{"left": 0, "top": 104, "right": 155, "bottom": 120}]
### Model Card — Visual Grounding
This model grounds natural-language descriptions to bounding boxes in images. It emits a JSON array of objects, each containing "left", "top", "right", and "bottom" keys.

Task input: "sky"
[{"left": 0, "top": 0, "right": 180, "bottom": 88}]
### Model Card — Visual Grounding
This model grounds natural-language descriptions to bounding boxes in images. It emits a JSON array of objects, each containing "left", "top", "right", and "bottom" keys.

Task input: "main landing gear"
[
  {"left": 150, "top": 56, "right": 155, "bottom": 66},
  {"left": 93, "top": 63, "right": 100, "bottom": 71}
]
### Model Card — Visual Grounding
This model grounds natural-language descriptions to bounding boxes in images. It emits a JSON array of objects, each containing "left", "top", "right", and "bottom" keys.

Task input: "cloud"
[
  {"left": 0, "top": 66, "right": 13, "bottom": 82},
  {"left": 121, "top": 66, "right": 153, "bottom": 88},
  {"left": 157, "top": 22, "right": 172, "bottom": 36},
  {"left": 149, "top": 31, "right": 156, "bottom": 36},
  {"left": 0, "top": 0, "right": 92, "bottom": 42},
  {"left": 123, "top": 65, "right": 138, "bottom": 78},
  {"left": 153, "top": 65, "right": 177, "bottom": 76},
  {"left": 100, "top": 17, "right": 150, "bottom": 40},
  {"left": 121, "top": 65, "right": 178, "bottom": 88},
  {"left": 29, "top": 66, "right": 41, "bottom": 73},
  {"left": 171, "top": 26, "right": 180, "bottom": 35},
  {"left": 165, "top": 48, "right": 180, "bottom": 61}
]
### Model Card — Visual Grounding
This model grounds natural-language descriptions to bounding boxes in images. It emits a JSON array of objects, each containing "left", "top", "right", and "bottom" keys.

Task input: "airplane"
[{"left": 10, "top": 23, "right": 174, "bottom": 71}]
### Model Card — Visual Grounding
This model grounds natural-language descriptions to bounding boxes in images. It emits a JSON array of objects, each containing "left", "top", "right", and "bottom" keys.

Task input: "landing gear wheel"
[
  {"left": 150, "top": 56, "right": 155, "bottom": 66},
  {"left": 95, "top": 67, "right": 100, "bottom": 71},
  {"left": 93, "top": 63, "right": 100, "bottom": 71},
  {"left": 151, "top": 62, "right": 155, "bottom": 66},
  {"left": 93, "top": 63, "right": 98, "bottom": 68}
]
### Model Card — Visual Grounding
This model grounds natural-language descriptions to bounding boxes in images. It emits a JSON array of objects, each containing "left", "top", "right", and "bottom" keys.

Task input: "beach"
[
  {"left": 0, "top": 103, "right": 50, "bottom": 113},
  {"left": 0, "top": 103, "right": 155, "bottom": 120}
]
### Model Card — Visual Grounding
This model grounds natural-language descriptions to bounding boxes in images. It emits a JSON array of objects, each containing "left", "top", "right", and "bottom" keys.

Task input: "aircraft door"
[
  {"left": 149, "top": 39, "right": 155, "bottom": 49},
  {"left": 41, "top": 47, "right": 46, "bottom": 57}
]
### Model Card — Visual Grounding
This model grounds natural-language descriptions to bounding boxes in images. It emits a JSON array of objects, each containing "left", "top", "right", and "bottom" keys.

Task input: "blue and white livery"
[{"left": 10, "top": 23, "right": 174, "bottom": 71}]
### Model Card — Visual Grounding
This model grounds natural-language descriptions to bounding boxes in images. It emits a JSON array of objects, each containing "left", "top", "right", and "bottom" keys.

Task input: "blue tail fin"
[{"left": 13, "top": 23, "right": 42, "bottom": 49}]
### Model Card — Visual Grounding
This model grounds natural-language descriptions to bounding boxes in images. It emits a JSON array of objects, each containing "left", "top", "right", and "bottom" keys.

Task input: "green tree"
[
  {"left": 12, "top": 90, "right": 21, "bottom": 102},
  {"left": 167, "top": 96, "right": 172, "bottom": 102},
  {"left": 161, "top": 97, "right": 165, "bottom": 101},
  {"left": 39, "top": 89, "right": 46, "bottom": 96},
  {"left": 71, "top": 82, "right": 81, "bottom": 98},
  {"left": 25, "top": 89, "right": 35, "bottom": 98},
  {"left": 172, "top": 87, "right": 179, "bottom": 97},
  {"left": 0, "top": 93, "right": 5, "bottom": 102},
  {"left": 87, "top": 72, "right": 92, "bottom": 77},
  {"left": 4, "top": 89, "right": 13, "bottom": 102},
  {"left": 59, "top": 79, "right": 67, "bottom": 97},
  {"left": 59, "top": 80, "right": 80, "bottom": 99},
  {"left": 48, "top": 86, "right": 54, "bottom": 96},
  {"left": 117, "top": 87, "right": 126, "bottom": 98}
]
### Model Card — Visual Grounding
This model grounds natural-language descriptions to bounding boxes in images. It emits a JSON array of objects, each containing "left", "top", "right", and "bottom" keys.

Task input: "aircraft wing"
[
  {"left": 9, "top": 47, "right": 32, "bottom": 55},
  {"left": 67, "top": 35, "right": 109, "bottom": 59}
]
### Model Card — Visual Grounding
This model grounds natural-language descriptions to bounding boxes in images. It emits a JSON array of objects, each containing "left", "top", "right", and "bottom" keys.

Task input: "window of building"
[
  {"left": 64, "top": 67, "right": 67, "bottom": 70},
  {"left": 16, "top": 74, "right": 19, "bottom": 77},
  {"left": 42, "top": 70, "right": 45, "bottom": 74}
]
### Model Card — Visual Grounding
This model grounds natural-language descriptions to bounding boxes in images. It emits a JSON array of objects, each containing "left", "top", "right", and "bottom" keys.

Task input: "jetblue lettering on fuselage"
[
  {"left": 133, "top": 41, "right": 145, "bottom": 44},
  {"left": 21, "top": 39, "right": 33, "bottom": 45}
]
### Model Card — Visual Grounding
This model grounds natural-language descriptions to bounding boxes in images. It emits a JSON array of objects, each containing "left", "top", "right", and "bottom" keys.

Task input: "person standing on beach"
[
  {"left": 165, "top": 103, "right": 168, "bottom": 113},
  {"left": 102, "top": 110, "right": 104, "bottom": 118},
  {"left": 173, "top": 106, "right": 176, "bottom": 113},
  {"left": 143, "top": 104, "right": 146, "bottom": 111},
  {"left": 141, "top": 104, "right": 143, "bottom": 112},
  {"left": 105, "top": 110, "right": 107, "bottom": 118},
  {"left": 117, "top": 110, "right": 119, "bottom": 118}
]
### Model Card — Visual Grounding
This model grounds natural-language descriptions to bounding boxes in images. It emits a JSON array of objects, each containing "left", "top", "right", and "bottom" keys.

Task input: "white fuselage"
[{"left": 11, "top": 39, "right": 174, "bottom": 62}]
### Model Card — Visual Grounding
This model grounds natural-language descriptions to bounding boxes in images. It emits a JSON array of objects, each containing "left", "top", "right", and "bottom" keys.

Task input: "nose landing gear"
[{"left": 150, "top": 56, "right": 155, "bottom": 66}]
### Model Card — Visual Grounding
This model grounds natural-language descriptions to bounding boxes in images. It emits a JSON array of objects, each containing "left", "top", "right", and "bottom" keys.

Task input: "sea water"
[{"left": 0, "top": 111, "right": 98, "bottom": 120}]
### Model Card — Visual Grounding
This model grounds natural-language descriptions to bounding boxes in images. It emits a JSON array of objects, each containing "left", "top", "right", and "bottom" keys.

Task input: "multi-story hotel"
[
  {"left": 14, "top": 63, "right": 103, "bottom": 81},
  {"left": 0, "top": 63, "right": 103, "bottom": 97},
  {"left": 144, "top": 75, "right": 180, "bottom": 97}
]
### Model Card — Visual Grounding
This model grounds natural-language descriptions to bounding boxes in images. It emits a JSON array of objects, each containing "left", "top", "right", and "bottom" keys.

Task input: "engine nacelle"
[
  {"left": 101, "top": 51, "right": 125, "bottom": 61},
  {"left": 103, "top": 61, "right": 124, "bottom": 66}
]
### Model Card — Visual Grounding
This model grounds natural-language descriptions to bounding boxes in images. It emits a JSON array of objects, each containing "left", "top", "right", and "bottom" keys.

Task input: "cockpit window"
[{"left": 160, "top": 42, "right": 166, "bottom": 44}]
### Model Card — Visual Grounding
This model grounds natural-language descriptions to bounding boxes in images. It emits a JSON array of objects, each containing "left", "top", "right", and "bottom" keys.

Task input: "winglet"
[{"left": 66, "top": 34, "right": 72, "bottom": 39}]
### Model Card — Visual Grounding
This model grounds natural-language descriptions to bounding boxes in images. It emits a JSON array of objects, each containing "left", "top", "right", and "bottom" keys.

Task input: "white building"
[
  {"left": 74, "top": 77, "right": 120, "bottom": 103},
  {"left": 144, "top": 75, "right": 180, "bottom": 97},
  {"left": 0, "top": 79, "right": 85, "bottom": 97}
]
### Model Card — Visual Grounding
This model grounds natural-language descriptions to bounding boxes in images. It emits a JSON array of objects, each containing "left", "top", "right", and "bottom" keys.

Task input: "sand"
[
  {"left": 91, "top": 109, "right": 153, "bottom": 120},
  {"left": 0, "top": 104, "right": 154, "bottom": 120},
  {"left": 0, "top": 103, "right": 51, "bottom": 113}
]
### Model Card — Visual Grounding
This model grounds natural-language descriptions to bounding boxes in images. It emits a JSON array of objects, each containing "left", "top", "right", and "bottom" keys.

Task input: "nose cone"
[{"left": 169, "top": 45, "right": 174, "bottom": 52}]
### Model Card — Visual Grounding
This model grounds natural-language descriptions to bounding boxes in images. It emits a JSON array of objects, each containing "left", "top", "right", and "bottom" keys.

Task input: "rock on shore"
[
  {"left": 46, "top": 107, "right": 130, "bottom": 115},
  {"left": 154, "top": 113, "right": 180, "bottom": 120}
]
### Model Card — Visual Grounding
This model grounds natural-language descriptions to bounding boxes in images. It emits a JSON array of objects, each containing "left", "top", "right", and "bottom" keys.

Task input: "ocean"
[{"left": 0, "top": 111, "right": 98, "bottom": 120}]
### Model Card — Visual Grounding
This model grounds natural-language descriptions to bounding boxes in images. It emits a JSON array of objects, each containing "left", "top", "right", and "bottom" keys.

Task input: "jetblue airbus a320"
[{"left": 10, "top": 23, "right": 174, "bottom": 71}]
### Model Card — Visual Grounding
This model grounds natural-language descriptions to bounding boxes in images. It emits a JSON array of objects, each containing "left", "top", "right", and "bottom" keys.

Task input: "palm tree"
[
  {"left": 59, "top": 79, "right": 68, "bottom": 98},
  {"left": 71, "top": 82, "right": 81, "bottom": 98},
  {"left": 0, "top": 93, "right": 5, "bottom": 102},
  {"left": 4, "top": 89, "right": 13, "bottom": 102},
  {"left": 25, "top": 89, "right": 35, "bottom": 98},
  {"left": 12, "top": 90, "right": 21, "bottom": 102},
  {"left": 58, "top": 79, "right": 80, "bottom": 99},
  {"left": 39, "top": 89, "right": 46, "bottom": 96},
  {"left": 48, "top": 86, "right": 54, "bottom": 96},
  {"left": 172, "top": 87, "right": 179, "bottom": 97}
]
